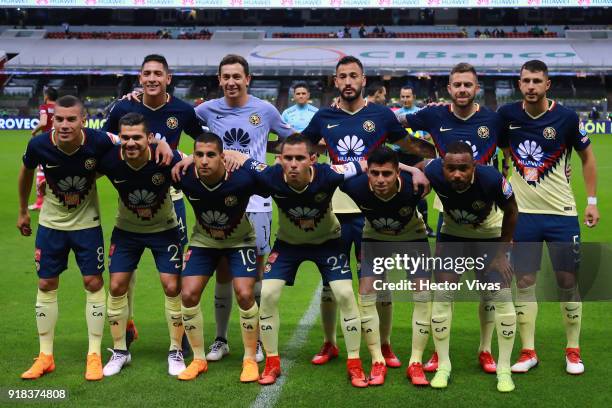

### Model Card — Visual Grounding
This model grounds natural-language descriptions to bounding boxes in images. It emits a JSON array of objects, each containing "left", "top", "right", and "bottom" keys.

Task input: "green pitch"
[{"left": 0, "top": 131, "right": 610, "bottom": 407}]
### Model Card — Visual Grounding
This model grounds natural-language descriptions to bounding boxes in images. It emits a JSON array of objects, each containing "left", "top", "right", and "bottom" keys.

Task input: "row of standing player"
[{"left": 18, "top": 53, "right": 598, "bottom": 391}]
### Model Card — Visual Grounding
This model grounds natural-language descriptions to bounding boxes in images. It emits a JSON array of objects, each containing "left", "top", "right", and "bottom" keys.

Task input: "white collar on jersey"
[
  {"left": 284, "top": 166, "right": 314, "bottom": 193},
  {"left": 339, "top": 98, "right": 368, "bottom": 116},
  {"left": 142, "top": 93, "right": 170, "bottom": 111},
  {"left": 52, "top": 129, "right": 86, "bottom": 156},
  {"left": 369, "top": 176, "right": 402, "bottom": 202},
  {"left": 121, "top": 146, "right": 152, "bottom": 171},
  {"left": 522, "top": 99, "right": 556, "bottom": 120},
  {"left": 197, "top": 168, "right": 228, "bottom": 192},
  {"left": 450, "top": 103, "right": 480, "bottom": 121}
]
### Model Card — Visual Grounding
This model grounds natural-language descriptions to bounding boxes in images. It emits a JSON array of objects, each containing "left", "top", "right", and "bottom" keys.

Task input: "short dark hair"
[
  {"left": 218, "top": 54, "right": 249, "bottom": 76},
  {"left": 56, "top": 95, "right": 85, "bottom": 114},
  {"left": 449, "top": 62, "right": 478, "bottom": 81},
  {"left": 293, "top": 82, "right": 309, "bottom": 93},
  {"left": 365, "top": 82, "right": 385, "bottom": 97},
  {"left": 118, "top": 112, "right": 149, "bottom": 134},
  {"left": 141, "top": 54, "right": 169, "bottom": 72},
  {"left": 195, "top": 132, "right": 224, "bottom": 153},
  {"left": 400, "top": 85, "right": 414, "bottom": 93},
  {"left": 45, "top": 87, "right": 58, "bottom": 102},
  {"left": 280, "top": 133, "right": 314, "bottom": 155},
  {"left": 520, "top": 59, "right": 548, "bottom": 78},
  {"left": 445, "top": 141, "right": 473, "bottom": 157},
  {"left": 335, "top": 55, "right": 364, "bottom": 74},
  {"left": 367, "top": 146, "right": 399, "bottom": 168}
]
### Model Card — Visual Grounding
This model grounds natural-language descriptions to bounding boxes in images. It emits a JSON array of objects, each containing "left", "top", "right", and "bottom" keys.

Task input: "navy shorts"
[
  {"left": 35, "top": 225, "right": 104, "bottom": 278},
  {"left": 173, "top": 198, "right": 188, "bottom": 248},
  {"left": 108, "top": 227, "right": 183, "bottom": 274},
  {"left": 435, "top": 233, "right": 504, "bottom": 284},
  {"left": 264, "top": 239, "right": 352, "bottom": 286},
  {"left": 338, "top": 214, "right": 365, "bottom": 262},
  {"left": 512, "top": 213, "right": 580, "bottom": 273},
  {"left": 182, "top": 246, "right": 257, "bottom": 278}
]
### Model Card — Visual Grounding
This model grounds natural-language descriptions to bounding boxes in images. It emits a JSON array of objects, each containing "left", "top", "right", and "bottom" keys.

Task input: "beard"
[{"left": 340, "top": 86, "right": 362, "bottom": 102}]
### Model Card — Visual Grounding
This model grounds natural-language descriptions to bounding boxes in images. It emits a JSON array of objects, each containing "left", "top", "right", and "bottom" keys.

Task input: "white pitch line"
[{"left": 250, "top": 281, "right": 323, "bottom": 408}]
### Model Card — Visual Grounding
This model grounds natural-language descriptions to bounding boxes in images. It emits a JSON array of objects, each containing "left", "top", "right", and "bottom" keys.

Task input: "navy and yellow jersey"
[
  {"left": 425, "top": 158, "right": 514, "bottom": 239},
  {"left": 406, "top": 104, "right": 503, "bottom": 165},
  {"left": 103, "top": 95, "right": 202, "bottom": 201},
  {"left": 22, "top": 129, "right": 117, "bottom": 231},
  {"left": 103, "top": 95, "right": 202, "bottom": 149},
  {"left": 174, "top": 159, "right": 265, "bottom": 249},
  {"left": 248, "top": 161, "right": 363, "bottom": 245},
  {"left": 302, "top": 102, "right": 406, "bottom": 213},
  {"left": 97, "top": 145, "right": 181, "bottom": 234},
  {"left": 497, "top": 100, "right": 590, "bottom": 216},
  {"left": 340, "top": 171, "right": 427, "bottom": 241}
]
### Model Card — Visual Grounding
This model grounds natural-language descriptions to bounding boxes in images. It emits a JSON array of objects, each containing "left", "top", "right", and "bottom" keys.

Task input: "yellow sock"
[
  {"left": 259, "top": 279, "right": 285, "bottom": 357},
  {"left": 409, "top": 291, "right": 431, "bottom": 365},
  {"left": 36, "top": 289, "right": 58, "bottom": 355},
  {"left": 107, "top": 293, "right": 128, "bottom": 350},
  {"left": 359, "top": 293, "right": 384, "bottom": 364},
  {"left": 515, "top": 284, "right": 537, "bottom": 350},
  {"left": 330, "top": 280, "right": 361, "bottom": 359},
  {"left": 320, "top": 285, "right": 337, "bottom": 344},
  {"left": 376, "top": 296, "right": 393, "bottom": 345},
  {"left": 165, "top": 295, "right": 183, "bottom": 351},
  {"left": 127, "top": 271, "right": 136, "bottom": 320},
  {"left": 478, "top": 291, "right": 495, "bottom": 353},
  {"left": 182, "top": 303, "right": 205, "bottom": 360},
  {"left": 85, "top": 288, "right": 105, "bottom": 355},
  {"left": 561, "top": 302, "right": 582, "bottom": 348},
  {"left": 494, "top": 289, "right": 516, "bottom": 373},
  {"left": 431, "top": 290, "right": 454, "bottom": 372},
  {"left": 239, "top": 302, "right": 259, "bottom": 360}
]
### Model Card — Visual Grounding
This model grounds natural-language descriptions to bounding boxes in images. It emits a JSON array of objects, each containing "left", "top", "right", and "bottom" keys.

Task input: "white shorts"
[{"left": 247, "top": 212, "right": 272, "bottom": 256}]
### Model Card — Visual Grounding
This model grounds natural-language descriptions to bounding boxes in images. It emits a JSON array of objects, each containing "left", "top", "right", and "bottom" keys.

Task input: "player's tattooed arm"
[
  {"left": 398, "top": 164, "right": 431, "bottom": 197},
  {"left": 577, "top": 145, "right": 599, "bottom": 228},
  {"left": 393, "top": 136, "right": 436, "bottom": 159},
  {"left": 17, "top": 166, "right": 35, "bottom": 236},
  {"left": 491, "top": 195, "right": 518, "bottom": 284}
]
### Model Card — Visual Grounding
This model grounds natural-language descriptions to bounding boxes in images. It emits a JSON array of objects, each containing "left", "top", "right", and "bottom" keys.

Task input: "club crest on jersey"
[
  {"left": 472, "top": 200, "right": 486, "bottom": 210},
  {"left": 398, "top": 206, "right": 413, "bottom": 217},
  {"left": 151, "top": 172, "right": 165, "bottom": 186},
  {"left": 477, "top": 126, "right": 490, "bottom": 139},
  {"left": 314, "top": 192, "right": 328, "bottom": 203},
  {"left": 224, "top": 195, "right": 238, "bottom": 207},
  {"left": 363, "top": 120, "right": 376, "bottom": 133},
  {"left": 166, "top": 116, "right": 179, "bottom": 130},
  {"left": 84, "top": 158, "right": 97, "bottom": 170},
  {"left": 543, "top": 127, "right": 556, "bottom": 140},
  {"left": 249, "top": 113, "right": 262, "bottom": 126}
]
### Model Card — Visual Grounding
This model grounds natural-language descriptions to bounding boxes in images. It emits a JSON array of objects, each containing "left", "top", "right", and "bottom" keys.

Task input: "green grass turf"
[{"left": 0, "top": 130, "right": 610, "bottom": 407}]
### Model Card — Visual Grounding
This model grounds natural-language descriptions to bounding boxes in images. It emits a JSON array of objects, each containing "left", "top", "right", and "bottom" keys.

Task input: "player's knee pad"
[
  {"left": 561, "top": 301, "right": 582, "bottom": 324},
  {"left": 413, "top": 290, "right": 432, "bottom": 304},
  {"left": 516, "top": 284, "right": 537, "bottom": 302},
  {"left": 37, "top": 288, "right": 58, "bottom": 304},
  {"left": 260, "top": 279, "right": 284, "bottom": 313},
  {"left": 558, "top": 286, "right": 580, "bottom": 302}
]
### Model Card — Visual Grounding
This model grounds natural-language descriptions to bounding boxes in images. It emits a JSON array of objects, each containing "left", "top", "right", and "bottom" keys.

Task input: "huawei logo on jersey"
[
  {"left": 127, "top": 189, "right": 161, "bottom": 220},
  {"left": 372, "top": 218, "right": 402, "bottom": 234},
  {"left": 224, "top": 128, "right": 251, "bottom": 149},
  {"left": 287, "top": 207, "right": 321, "bottom": 231},
  {"left": 50, "top": 175, "right": 94, "bottom": 208},
  {"left": 461, "top": 140, "right": 479, "bottom": 158},
  {"left": 448, "top": 209, "right": 479, "bottom": 225},
  {"left": 201, "top": 210, "right": 229, "bottom": 226},
  {"left": 517, "top": 141, "right": 543, "bottom": 162},
  {"left": 337, "top": 135, "right": 365, "bottom": 158}
]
